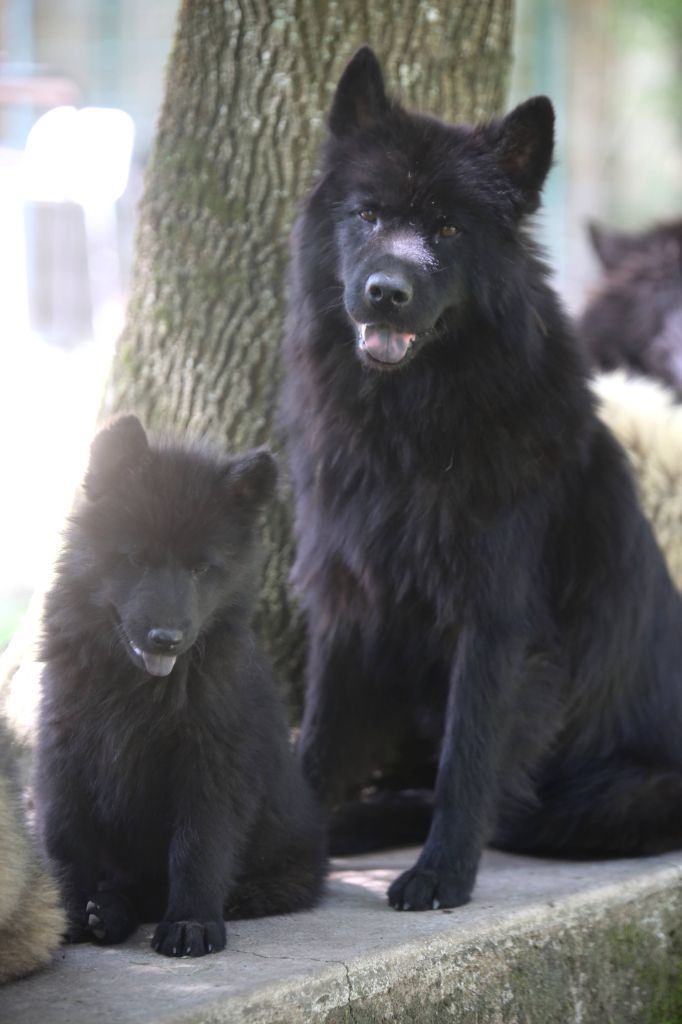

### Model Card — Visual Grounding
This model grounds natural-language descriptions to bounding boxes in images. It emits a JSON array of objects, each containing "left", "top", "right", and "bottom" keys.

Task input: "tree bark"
[{"left": 106, "top": 0, "right": 514, "bottom": 705}]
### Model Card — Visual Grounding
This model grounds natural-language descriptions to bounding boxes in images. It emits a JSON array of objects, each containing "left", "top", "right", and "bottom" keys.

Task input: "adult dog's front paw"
[
  {"left": 152, "top": 918, "right": 226, "bottom": 957},
  {"left": 85, "top": 890, "right": 137, "bottom": 944},
  {"left": 387, "top": 865, "right": 473, "bottom": 911}
]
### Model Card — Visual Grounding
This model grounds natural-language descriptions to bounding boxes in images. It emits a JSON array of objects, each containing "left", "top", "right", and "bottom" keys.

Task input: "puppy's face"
[{"left": 74, "top": 417, "right": 277, "bottom": 677}]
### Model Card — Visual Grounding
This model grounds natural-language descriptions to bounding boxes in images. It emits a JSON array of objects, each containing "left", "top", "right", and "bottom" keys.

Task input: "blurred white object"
[
  {"left": 22, "top": 105, "right": 135, "bottom": 344},
  {"left": 24, "top": 105, "right": 135, "bottom": 207},
  {"left": 0, "top": 105, "right": 135, "bottom": 607}
]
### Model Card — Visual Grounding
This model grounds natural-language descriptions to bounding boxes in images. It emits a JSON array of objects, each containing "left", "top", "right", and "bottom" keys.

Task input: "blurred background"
[{"left": 0, "top": 0, "right": 681, "bottom": 650}]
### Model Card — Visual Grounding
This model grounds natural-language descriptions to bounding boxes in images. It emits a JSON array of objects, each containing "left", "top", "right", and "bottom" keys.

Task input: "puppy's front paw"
[
  {"left": 86, "top": 890, "right": 137, "bottom": 944},
  {"left": 152, "top": 918, "right": 226, "bottom": 957},
  {"left": 387, "top": 865, "right": 473, "bottom": 911}
]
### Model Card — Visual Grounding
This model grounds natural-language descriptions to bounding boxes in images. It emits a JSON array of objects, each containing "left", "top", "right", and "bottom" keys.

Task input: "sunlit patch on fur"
[{"left": 384, "top": 230, "right": 436, "bottom": 268}]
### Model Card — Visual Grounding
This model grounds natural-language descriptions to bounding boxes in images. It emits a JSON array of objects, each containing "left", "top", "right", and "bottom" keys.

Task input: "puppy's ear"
[
  {"left": 329, "top": 46, "right": 390, "bottom": 136},
  {"left": 84, "top": 415, "right": 150, "bottom": 500},
  {"left": 490, "top": 96, "right": 554, "bottom": 213},
  {"left": 221, "top": 448, "right": 278, "bottom": 511},
  {"left": 588, "top": 222, "right": 636, "bottom": 271}
]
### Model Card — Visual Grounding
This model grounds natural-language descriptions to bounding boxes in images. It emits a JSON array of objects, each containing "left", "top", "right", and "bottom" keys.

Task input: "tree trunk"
[{"left": 106, "top": 0, "right": 514, "bottom": 706}]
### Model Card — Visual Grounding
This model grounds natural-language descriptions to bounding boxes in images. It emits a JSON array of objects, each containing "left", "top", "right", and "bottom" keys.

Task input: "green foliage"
[{"left": 0, "top": 594, "right": 29, "bottom": 653}]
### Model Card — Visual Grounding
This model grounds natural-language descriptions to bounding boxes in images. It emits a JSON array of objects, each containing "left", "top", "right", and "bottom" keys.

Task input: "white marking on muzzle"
[{"left": 385, "top": 230, "right": 436, "bottom": 268}]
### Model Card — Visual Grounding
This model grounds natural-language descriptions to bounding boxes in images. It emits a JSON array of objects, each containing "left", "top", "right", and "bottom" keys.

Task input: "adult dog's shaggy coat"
[{"left": 281, "top": 48, "right": 682, "bottom": 912}]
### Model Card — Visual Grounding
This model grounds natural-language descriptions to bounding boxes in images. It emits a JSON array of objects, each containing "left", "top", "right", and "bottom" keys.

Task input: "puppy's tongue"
[
  {"left": 360, "top": 324, "right": 415, "bottom": 364},
  {"left": 141, "top": 652, "right": 177, "bottom": 677}
]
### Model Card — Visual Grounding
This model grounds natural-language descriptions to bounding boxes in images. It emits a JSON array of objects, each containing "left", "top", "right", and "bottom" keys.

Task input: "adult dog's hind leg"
[
  {"left": 493, "top": 758, "right": 682, "bottom": 857},
  {"left": 298, "top": 624, "right": 400, "bottom": 808}
]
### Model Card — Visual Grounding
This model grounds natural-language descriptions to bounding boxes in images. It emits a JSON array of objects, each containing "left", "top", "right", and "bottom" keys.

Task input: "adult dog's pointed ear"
[
  {"left": 329, "top": 46, "right": 390, "bottom": 136},
  {"left": 221, "top": 448, "right": 278, "bottom": 511},
  {"left": 84, "top": 415, "right": 150, "bottom": 500},
  {"left": 491, "top": 96, "right": 554, "bottom": 213}
]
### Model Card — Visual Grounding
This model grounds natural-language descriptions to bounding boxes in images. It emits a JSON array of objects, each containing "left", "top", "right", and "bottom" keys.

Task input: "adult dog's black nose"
[
  {"left": 365, "top": 272, "right": 413, "bottom": 309},
  {"left": 147, "top": 628, "right": 184, "bottom": 652}
]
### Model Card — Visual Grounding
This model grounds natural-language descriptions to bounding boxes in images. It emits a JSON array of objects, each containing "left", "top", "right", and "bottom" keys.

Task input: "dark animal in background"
[
  {"left": 0, "top": 716, "right": 64, "bottom": 982},
  {"left": 35, "top": 417, "right": 325, "bottom": 957},
  {"left": 281, "top": 47, "right": 682, "bottom": 912},
  {"left": 581, "top": 219, "right": 682, "bottom": 398}
]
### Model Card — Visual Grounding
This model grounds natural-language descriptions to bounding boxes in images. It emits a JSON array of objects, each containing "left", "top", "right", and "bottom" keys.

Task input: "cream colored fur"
[
  {"left": 594, "top": 371, "right": 682, "bottom": 591},
  {"left": 0, "top": 724, "right": 64, "bottom": 984}
]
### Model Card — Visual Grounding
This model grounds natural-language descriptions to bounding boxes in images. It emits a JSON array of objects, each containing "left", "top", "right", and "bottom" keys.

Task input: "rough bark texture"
[{"left": 106, "top": 0, "right": 514, "bottom": 706}]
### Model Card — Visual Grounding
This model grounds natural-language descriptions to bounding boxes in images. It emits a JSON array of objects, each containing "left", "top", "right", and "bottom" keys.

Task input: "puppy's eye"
[
  {"left": 359, "top": 209, "right": 378, "bottom": 224},
  {"left": 438, "top": 225, "right": 459, "bottom": 238},
  {"left": 191, "top": 562, "right": 210, "bottom": 578}
]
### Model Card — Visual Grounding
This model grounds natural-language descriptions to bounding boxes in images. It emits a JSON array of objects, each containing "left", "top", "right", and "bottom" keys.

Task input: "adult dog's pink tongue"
[{"left": 361, "top": 325, "right": 415, "bottom": 364}]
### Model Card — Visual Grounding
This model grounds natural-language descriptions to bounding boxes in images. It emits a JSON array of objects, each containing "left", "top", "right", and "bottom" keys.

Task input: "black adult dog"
[
  {"left": 35, "top": 417, "right": 325, "bottom": 955},
  {"left": 281, "top": 47, "right": 682, "bottom": 912}
]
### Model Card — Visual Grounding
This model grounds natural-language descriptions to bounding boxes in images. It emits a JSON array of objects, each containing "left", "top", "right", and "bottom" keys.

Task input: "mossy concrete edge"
[{"left": 193, "top": 864, "right": 682, "bottom": 1024}]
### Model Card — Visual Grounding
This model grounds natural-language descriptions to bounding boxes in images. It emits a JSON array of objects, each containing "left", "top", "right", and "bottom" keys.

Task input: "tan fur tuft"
[{"left": 0, "top": 727, "right": 64, "bottom": 984}]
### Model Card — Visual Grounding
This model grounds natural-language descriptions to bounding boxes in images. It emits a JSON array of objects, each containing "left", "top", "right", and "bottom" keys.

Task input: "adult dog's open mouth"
[{"left": 358, "top": 323, "right": 416, "bottom": 366}]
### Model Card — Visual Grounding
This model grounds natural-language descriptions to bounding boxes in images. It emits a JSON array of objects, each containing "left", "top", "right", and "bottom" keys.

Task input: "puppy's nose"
[
  {"left": 365, "top": 271, "right": 413, "bottom": 309},
  {"left": 147, "top": 628, "right": 184, "bottom": 652}
]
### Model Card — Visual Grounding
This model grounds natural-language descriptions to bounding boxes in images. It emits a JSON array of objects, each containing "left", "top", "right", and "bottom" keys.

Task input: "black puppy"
[
  {"left": 35, "top": 416, "right": 325, "bottom": 956},
  {"left": 281, "top": 48, "right": 682, "bottom": 912}
]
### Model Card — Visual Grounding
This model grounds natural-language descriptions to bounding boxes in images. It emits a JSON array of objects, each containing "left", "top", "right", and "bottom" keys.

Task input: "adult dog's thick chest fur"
[{"left": 281, "top": 47, "right": 682, "bottom": 912}]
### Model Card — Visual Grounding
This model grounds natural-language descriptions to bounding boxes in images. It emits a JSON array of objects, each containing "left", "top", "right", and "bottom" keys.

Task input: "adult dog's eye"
[
  {"left": 359, "top": 209, "right": 378, "bottom": 224},
  {"left": 438, "top": 225, "right": 459, "bottom": 238}
]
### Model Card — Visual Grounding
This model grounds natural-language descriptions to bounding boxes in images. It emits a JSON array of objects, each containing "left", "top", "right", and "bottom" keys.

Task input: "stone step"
[{"left": 1, "top": 848, "right": 681, "bottom": 1023}]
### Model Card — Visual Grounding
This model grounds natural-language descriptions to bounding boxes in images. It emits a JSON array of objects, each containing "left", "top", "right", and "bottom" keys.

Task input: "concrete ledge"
[{"left": 2, "top": 849, "right": 681, "bottom": 1023}]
